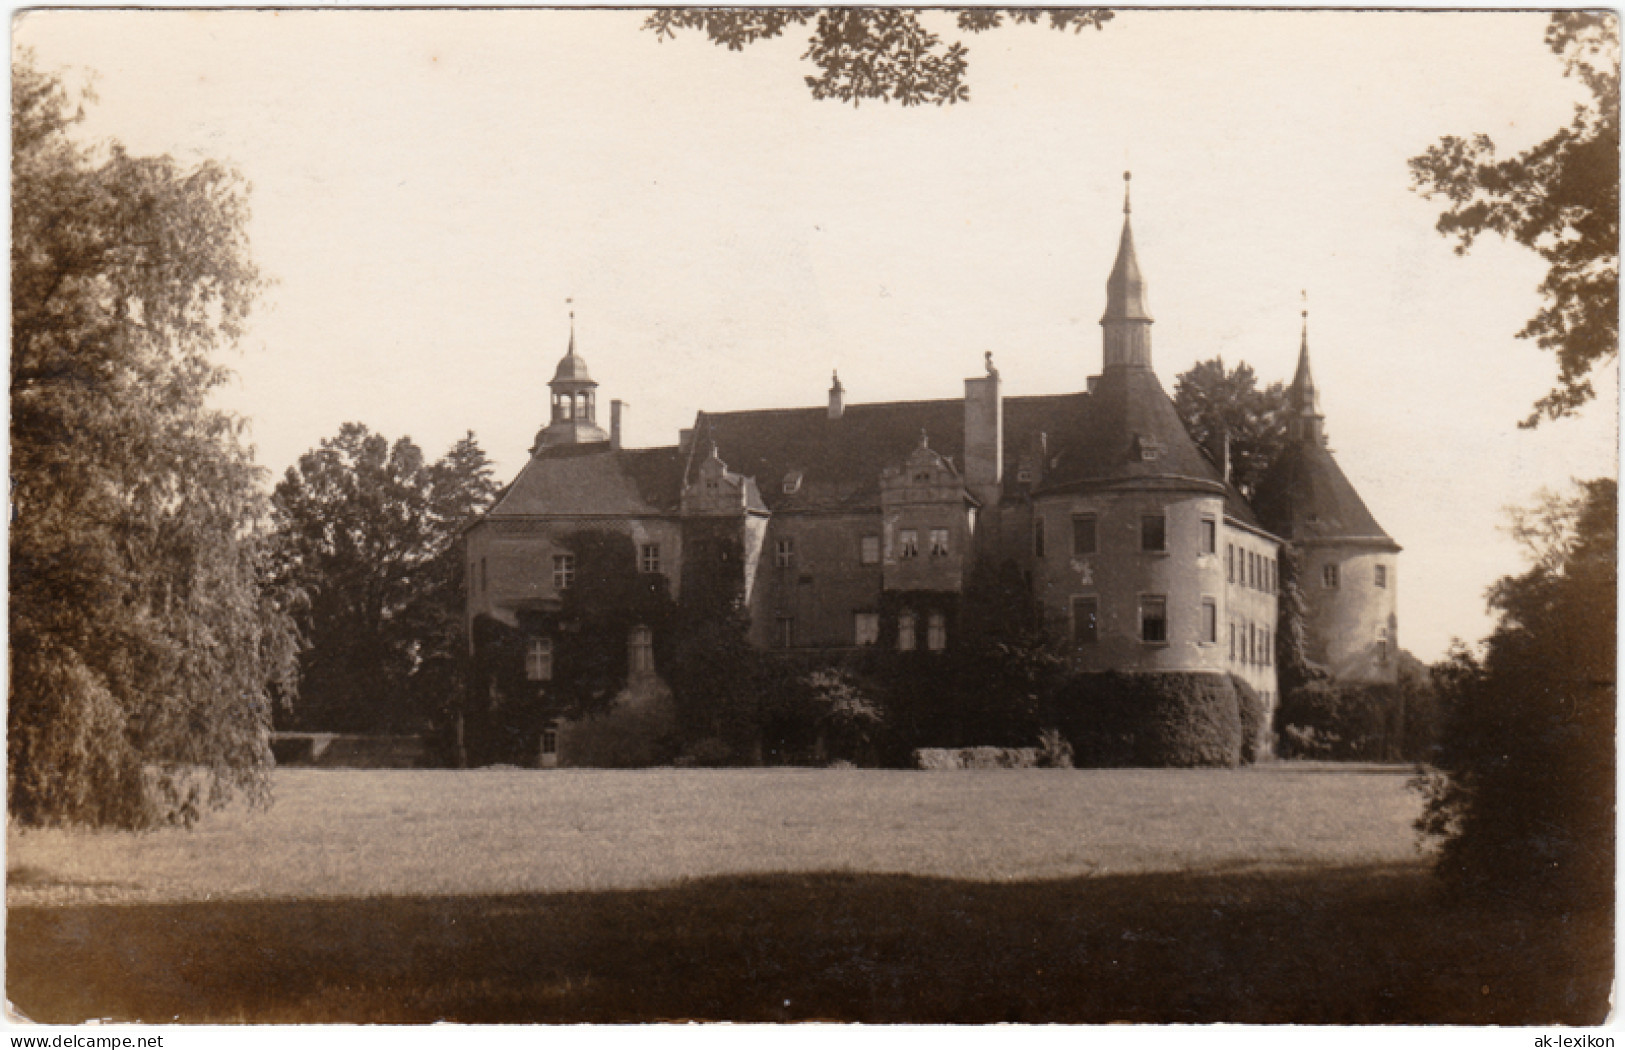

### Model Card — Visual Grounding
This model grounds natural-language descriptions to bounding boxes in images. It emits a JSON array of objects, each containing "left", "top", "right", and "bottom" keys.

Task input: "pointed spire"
[
  {"left": 1289, "top": 292, "right": 1324, "bottom": 443},
  {"left": 1100, "top": 172, "right": 1154, "bottom": 369}
]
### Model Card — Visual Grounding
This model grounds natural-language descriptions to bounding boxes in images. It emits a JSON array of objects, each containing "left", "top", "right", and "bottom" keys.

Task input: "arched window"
[{"left": 628, "top": 626, "right": 654, "bottom": 674}]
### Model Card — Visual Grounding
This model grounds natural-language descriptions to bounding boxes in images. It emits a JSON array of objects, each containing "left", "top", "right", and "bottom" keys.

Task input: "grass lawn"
[{"left": 6, "top": 767, "right": 1612, "bottom": 1023}]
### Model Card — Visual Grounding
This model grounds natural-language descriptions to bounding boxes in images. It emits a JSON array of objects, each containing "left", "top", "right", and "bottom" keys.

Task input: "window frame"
[
  {"left": 1141, "top": 514, "right": 1167, "bottom": 554},
  {"left": 1072, "top": 596, "right": 1099, "bottom": 646},
  {"left": 775, "top": 537, "right": 795, "bottom": 569},
  {"left": 639, "top": 543, "right": 661, "bottom": 575},
  {"left": 859, "top": 535, "right": 881, "bottom": 566},
  {"left": 628, "top": 625, "right": 654, "bottom": 674},
  {"left": 1201, "top": 597, "right": 1218, "bottom": 645},
  {"left": 1322, "top": 563, "right": 1340, "bottom": 589},
  {"left": 929, "top": 527, "right": 950, "bottom": 558},
  {"left": 899, "top": 528, "right": 919, "bottom": 559},
  {"left": 552, "top": 553, "right": 575, "bottom": 591},
  {"left": 1033, "top": 516, "right": 1046, "bottom": 558},
  {"left": 1200, "top": 517, "right": 1217, "bottom": 555},
  {"left": 926, "top": 612, "right": 947, "bottom": 651},
  {"left": 897, "top": 610, "right": 917, "bottom": 652},
  {"left": 1140, "top": 594, "right": 1169, "bottom": 644},
  {"left": 854, "top": 611, "right": 880, "bottom": 647},
  {"left": 525, "top": 636, "right": 554, "bottom": 682},
  {"left": 1072, "top": 513, "right": 1098, "bottom": 556},
  {"left": 1375, "top": 564, "right": 1388, "bottom": 589}
]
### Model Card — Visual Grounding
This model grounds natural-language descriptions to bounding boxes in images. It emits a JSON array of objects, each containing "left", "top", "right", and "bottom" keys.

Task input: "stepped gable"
[
  {"left": 491, "top": 444, "right": 685, "bottom": 517},
  {"left": 1253, "top": 439, "right": 1396, "bottom": 547},
  {"left": 697, "top": 392, "right": 1088, "bottom": 513}
]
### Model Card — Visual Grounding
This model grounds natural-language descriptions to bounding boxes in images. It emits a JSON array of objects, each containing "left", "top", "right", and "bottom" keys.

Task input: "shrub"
[
  {"left": 1275, "top": 681, "right": 1396, "bottom": 761},
  {"left": 913, "top": 747, "right": 1041, "bottom": 770},
  {"left": 1231, "top": 676, "right": 1269, "bottom": 764},
  {"left": 676, "top": 737, "right": 733, "bottom": 768},
  {"left": 1036, "top": 727, "right": 1074, "bottom": 769},
  {"left": 1057, "top": 672, "right": 1242, "bottom": 768}
]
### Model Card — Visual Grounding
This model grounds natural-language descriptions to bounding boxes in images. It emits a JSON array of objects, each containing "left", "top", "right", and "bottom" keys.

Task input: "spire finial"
[
  {"left": 1300, "top": 289, "right": 1309, "bottom": 350},
  {"left": 1123, "top": 171, "right": 1132, "bottom": 215},
  {"left": 567, "top": 297, "right": 576, "bottom": 353}
]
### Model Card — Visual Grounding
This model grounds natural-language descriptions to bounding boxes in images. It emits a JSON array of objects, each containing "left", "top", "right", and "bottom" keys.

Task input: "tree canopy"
[
  {"left": 1171, "top": 357, "right": 1290, "bottom": 501},
  {"left": 1409, "top": 12, "right": 1619, "bottom": 427},
  {"left": 10, "top": 53, "right": 299, "bottom": 827},
  {"left": 645, "top": 8, "right": 1112, "bottom": 106},
  {"left": 270, "top": 424, "right": 498, "bottom": 735},
  {"left": 1417, "top": 478, "right": 1616, "bottom": 907}
]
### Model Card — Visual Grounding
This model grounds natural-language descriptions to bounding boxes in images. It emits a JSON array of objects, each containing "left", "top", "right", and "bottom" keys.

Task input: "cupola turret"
[
  {"left": 1101, "top": 172, "right": 1154, "bottom": 370},
  {"left": 535, "top": 312, "right": 610, "bottom": 453}
]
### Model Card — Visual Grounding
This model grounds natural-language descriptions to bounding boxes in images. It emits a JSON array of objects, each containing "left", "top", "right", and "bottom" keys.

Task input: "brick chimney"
[
  {"left": 610, "top": 399, "right": 625, "bottom": 450},
  {"left": 963, "top": 354, "right": 1003, "bottom": 505}
]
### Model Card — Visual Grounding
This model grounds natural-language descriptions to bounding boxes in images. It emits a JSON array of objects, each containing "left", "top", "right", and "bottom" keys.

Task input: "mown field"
[{"left": 7, "top": 767, "right": 1612, "bottom": 1023}]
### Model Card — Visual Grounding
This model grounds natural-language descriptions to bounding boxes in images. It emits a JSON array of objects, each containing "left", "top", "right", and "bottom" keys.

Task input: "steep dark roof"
[
  {"left": 697, "top": 393, "right": 1089, "bottom": 513},
  {"left": 1253, "top": 438, "right": 1397, "bottom": 548},
  {"left": 1035, "top": 367, "right": 1229, "bottom": 494},
  {"left": 491, "top": 443, "right": 684, "bottom": 517}
]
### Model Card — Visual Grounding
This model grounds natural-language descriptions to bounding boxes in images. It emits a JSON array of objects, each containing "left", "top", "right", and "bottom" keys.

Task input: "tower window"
[
  {"left": 1073, "top": 596, "right": 1098, "bottom": 645},
  {"left": 1322, "top": 563, "right": 1340, "bottom": 589},
  {"left": 1141, "top": 515, "right": 1166, "bottom": 553},
  {"left": 1201, "top": 598, "right": 1218, "bottom": 645},
  {"left": 640, "top": 544, "right": 661, "bottom": 574},
  {"left": 1140, "top": 596, "right": 1168, "bottom": 644},
  {"left": 1200, "top": 517, "right": 1217, "bottom": 555},
  {"left": 900, "top": 529, "right": 919, "bottom": 559},
  {"left": 930, "top": 528, "right": 950, "bottom": 557},
  {"left": 552, "top": 554, "right": 575, "bottom": 591},
  {"left": 860, "top": 535, "right": 880, "bottom": 565},
  {"left": 1034, "top": 517, "right": 1046, "bottom": 558},
  {"left": 897, "top": 611, "right": 917, "bottom": 652},
  {"left": 775, "top": 538, "right": 795, "bottom": 568},
  {"left": 526, "top": 637, "right": 553, "bottom": 682},
  {"left": 1375, "top": 565, "right": 1388, "bottom": 589},
  {"left": 628, "top": 626, "right": 654, "bottom": 673},
  {"left": 927, "top": 612, "right": 947, "bottom": 651},
  {"left": 854, "top": 612, "right": 880, "bottom": 646},
  {"left": 1227, "top": 544, "right": 1235, "bottom": 583},
  {"left": 1072, "top": 514, "right": 1097, "bottom": 555}
]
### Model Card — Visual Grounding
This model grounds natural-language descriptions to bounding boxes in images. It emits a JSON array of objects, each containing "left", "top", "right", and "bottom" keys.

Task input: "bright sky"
[{"left": 15, "top": 9, "right": 1618, "bottom": 662}]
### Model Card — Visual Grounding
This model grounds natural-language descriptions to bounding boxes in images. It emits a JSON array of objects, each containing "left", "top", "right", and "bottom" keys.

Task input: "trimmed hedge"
[
  {"left": 1275, "top": 680, "right": 1396, "bottom": 761},
  {"left": 914, "top": 747, "right": 1042, "bottom": 770},
  {"left": 1057, "top": 672, "right": 1242, "bottom": 768},
  {"left": 1231, "top": 675, "right": 1269, "bottom": 764}
]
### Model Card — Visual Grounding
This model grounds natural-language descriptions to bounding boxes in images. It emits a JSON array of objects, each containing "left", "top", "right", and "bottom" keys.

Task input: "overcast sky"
[{"left": 16, "top": 9, "right": 1618, "bottom": 662}]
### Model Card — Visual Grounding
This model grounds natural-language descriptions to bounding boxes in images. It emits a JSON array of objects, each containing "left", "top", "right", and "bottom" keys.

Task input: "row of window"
[
  {"left": 1230, "top": 621, "right": 1274, "bottom": 667},
  {"left": 524, "top": 626, "right": 656, "bottom": 682},
  {"left": 1070, "top": 595, "right": 1275, "bottom": 652},
  {"left": 476, "top": 545, "right": 665, "bottom": 597},
  {"left": 1035, "top": 513, "right": 1217, "bottom": 559},
  {"left": 776, "top": 611, "right": 948, "bottom": 651},
  {"left": 1322, "top": 563, "right": 1388, "bottom": 589},
  {"left": 1228, "top": 545, "right": 1277, "bottom": 593},
  {"left": 773, "top": 529, "right": 949, "bottom": 570}
]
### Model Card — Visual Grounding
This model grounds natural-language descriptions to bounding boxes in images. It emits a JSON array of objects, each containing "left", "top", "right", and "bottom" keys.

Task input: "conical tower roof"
[{"left": 1255, "top": 315, "right": 1398, "bottom": 549}]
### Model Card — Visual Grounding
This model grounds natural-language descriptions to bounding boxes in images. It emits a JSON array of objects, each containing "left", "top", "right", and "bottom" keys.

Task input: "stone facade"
[{"left": 465, "top": 184, "right": 1397, "bottom": 763}]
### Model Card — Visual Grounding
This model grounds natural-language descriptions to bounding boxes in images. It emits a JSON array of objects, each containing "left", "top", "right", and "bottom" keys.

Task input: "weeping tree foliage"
[
  {"left": 1410, "top": 12, "right": 1619, "bottom": 427},
  {"left": 10, "top": 54, "right": 299, "bottom": 828},
  {"left": 1172, "top": 357, "right": 1290, "bottom": 502},
  {"left": 645, "top": 8, "right": 1112, "bottom": 106}
]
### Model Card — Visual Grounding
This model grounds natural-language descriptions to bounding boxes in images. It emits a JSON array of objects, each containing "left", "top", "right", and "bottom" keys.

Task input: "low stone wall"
[{"left": 271, "top": 733, "right": 427, "bottom": 769}]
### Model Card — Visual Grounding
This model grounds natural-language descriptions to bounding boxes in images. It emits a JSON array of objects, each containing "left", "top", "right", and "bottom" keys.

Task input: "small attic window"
[
  {"left": 782, "top": 471, "right": 803, "bottom": 495},
  {"left": 1016, "top": 465, "right": 1033, "bottom": 483},
  {"left": 913, "top": 469, "right": 932, "bottom": 483},
  {"left": 1134, "top": 434, "right": 1164, "bottom": 462}
]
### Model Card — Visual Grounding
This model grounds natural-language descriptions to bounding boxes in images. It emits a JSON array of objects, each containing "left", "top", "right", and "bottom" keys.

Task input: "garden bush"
[
  {"left": 1275, "top": 681, "right": 1396, "bottom": 761},
  {"left": 913, "top": 747, "right": 1042, "bottom": 770},
  {"left": 1231, "top": 676, "right": 1269, "bottom": 764},
  {"left": 1057, "top": 672, "right": 1242, "bottom": 768}
]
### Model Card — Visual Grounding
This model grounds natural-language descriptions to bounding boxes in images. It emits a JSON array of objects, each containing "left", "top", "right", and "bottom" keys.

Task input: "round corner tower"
[{"left": 1254, "top": 316, "right": 1400, "bottom": 684}]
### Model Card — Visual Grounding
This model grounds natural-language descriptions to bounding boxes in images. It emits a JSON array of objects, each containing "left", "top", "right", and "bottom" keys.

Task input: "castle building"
[{"left": 465, "top": 180, "right": 1396, "bottom": 764}]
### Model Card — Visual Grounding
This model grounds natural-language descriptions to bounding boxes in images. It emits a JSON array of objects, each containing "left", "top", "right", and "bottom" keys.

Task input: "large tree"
[
  {"left": 1416, "top": 478, "right": 1616, "bottom": 908},
  {"left": 1172, "top": 357, "right": 1290, "bottom": 500},
  {"left": 10, "top": 54, "right": 299, "bottom": 827},
  {"left": 1410, "top": 12, "right": 1619, "bottom": 426},
  {"left": 645, "top": 8, "right": 1112, "bottom": 106},
  {"left": 271, "top": 424, "right": 498, "bottom": 734}
]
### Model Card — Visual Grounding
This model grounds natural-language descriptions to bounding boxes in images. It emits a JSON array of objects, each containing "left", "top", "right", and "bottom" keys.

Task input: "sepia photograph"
[{"left": 6, "top": 5, "right": 1618, "bottom": 1029}]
